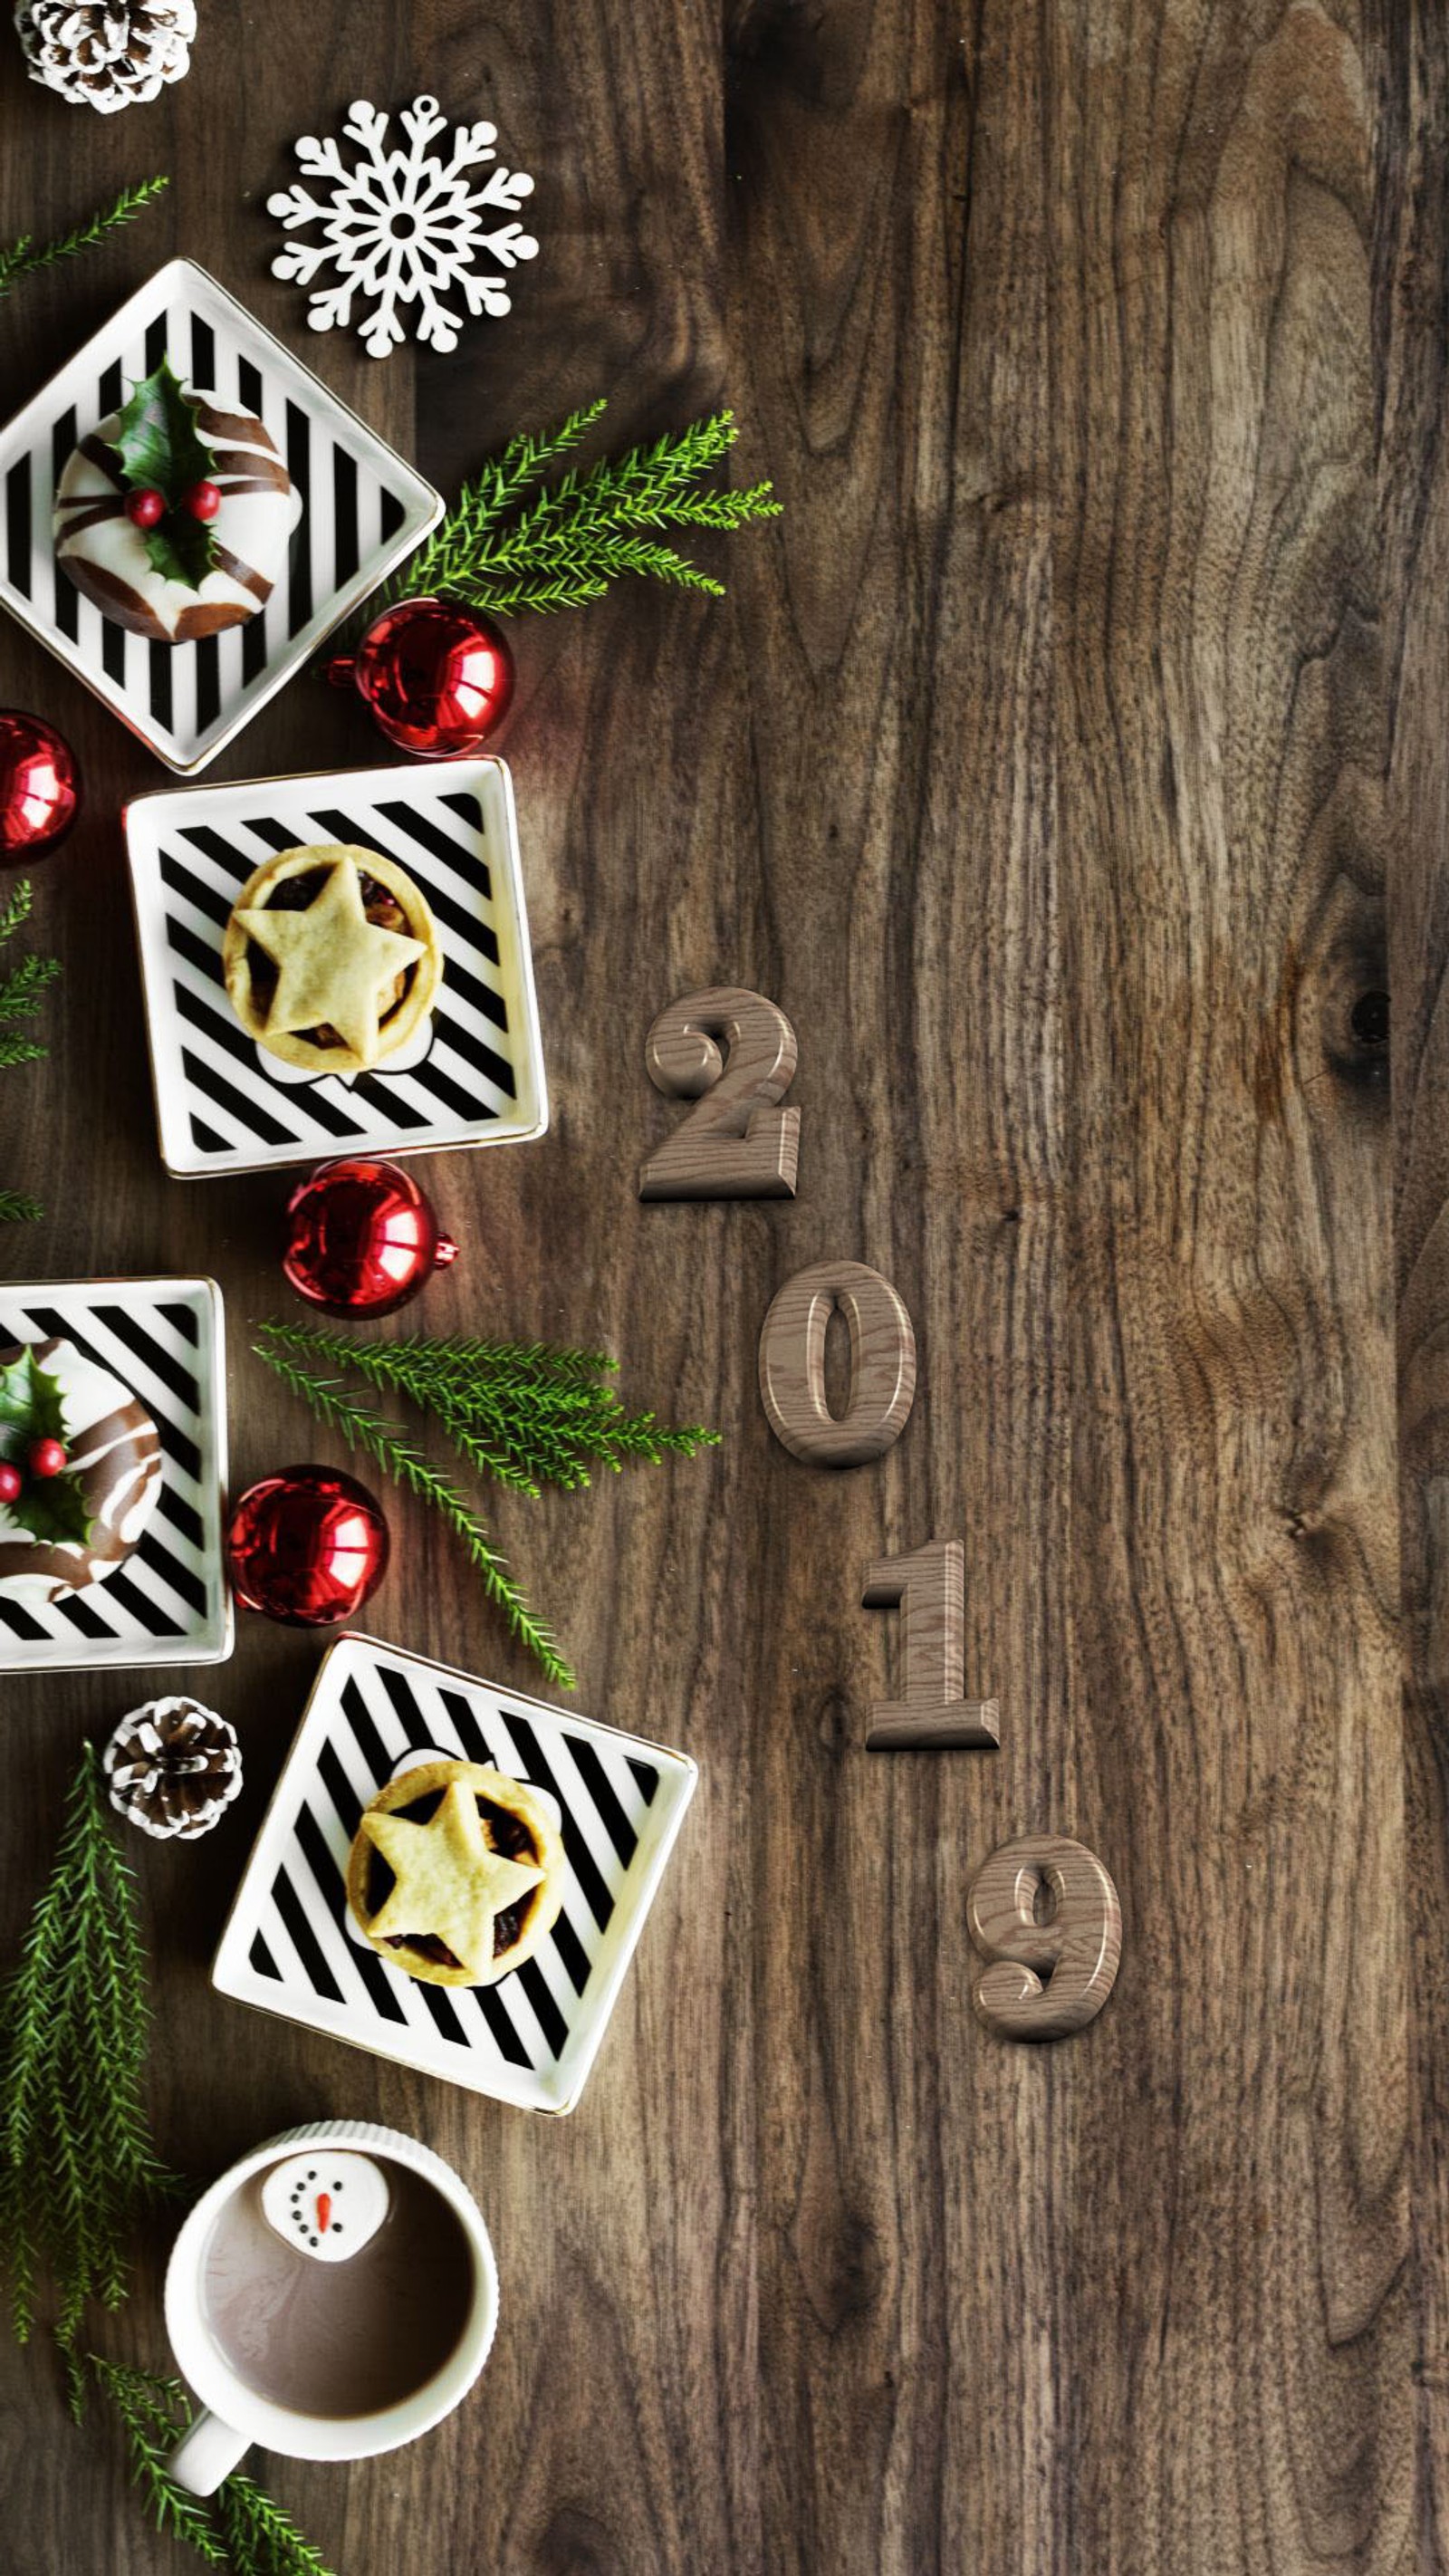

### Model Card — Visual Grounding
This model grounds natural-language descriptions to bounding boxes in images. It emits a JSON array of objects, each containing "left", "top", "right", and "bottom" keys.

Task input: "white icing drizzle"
[{"left": 53, "top": 388, "right": 301, "bottom": 640}]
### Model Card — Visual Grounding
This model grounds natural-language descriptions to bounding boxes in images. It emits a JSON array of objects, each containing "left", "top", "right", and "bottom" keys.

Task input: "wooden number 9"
[
  {"left": 758, "top": 1259, "right": 916, "bottom": 1464},
  {"left": 638, "top": 986, "right": 800, "bottom": 1199},
  {"left": 966, "top": 1835, "right": 1121, "bottom": 2040}
]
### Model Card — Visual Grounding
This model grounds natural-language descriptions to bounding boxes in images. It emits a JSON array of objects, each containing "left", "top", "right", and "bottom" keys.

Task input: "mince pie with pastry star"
[
  {"left": 346, "top": 1759, "right": 565, "bottom": 1990},
  {"left": 222, "top": 842, "right": 441, "bottom": 1077}
]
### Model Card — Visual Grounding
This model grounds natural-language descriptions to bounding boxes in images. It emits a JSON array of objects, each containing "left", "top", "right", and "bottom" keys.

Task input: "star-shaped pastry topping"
[
  {"left": 234, "top": 858, "right": 425, "bottom": 1068},
  {"left": 360, "top": 1780, "right": 545, "bottom": 1980}
]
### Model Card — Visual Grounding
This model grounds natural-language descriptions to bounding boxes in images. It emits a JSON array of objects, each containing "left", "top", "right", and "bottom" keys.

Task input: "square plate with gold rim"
[
  {"left": 0, "top": 1276, "right": 231, "bottom": 1675},
  {"left": 212, "top": 1635, "right": 698, "bottom": 2114},
  {"left": 124, "top": 755, "right": 549, "bottom": 1177},
  {"left": 0, "top": 257, "right": 440, "bottom": 774}
]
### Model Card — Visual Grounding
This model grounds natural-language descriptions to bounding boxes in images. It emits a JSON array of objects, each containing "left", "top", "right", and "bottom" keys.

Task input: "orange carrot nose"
[{"left": 316, "top": 2192, "right": 331, "bottom": 2235}]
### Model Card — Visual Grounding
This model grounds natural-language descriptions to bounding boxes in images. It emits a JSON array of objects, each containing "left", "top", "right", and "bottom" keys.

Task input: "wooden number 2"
[
  {"left": 861, "top": 1540, "right": 999, "bottom": 1747},
  {"left": 638, "top": 986, "right": 801, "bottom": 1199},
  {"left": 758, "top": 1260, "right": 916, "bottom": 1464},
  {"left": 966, "top": 1835, "right": 1122, "bottom": 2040}
]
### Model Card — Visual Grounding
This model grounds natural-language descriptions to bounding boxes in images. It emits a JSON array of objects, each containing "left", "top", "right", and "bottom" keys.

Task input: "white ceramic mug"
[{"left": 164, "top": 2118, "right": 499, "bottom": 2495}]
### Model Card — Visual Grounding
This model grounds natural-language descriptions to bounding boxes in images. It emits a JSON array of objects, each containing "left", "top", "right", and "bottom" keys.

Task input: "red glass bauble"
[
  {"left": 283, "top": 1157, "right": 458, "bottom": 1318},
  {"left": 328, "top": 596, "right": 515, "bottom": 758},
  {"left": 0, "top": 709, "right": 80, "bottom": 860},
  {"left": 226, "top": 1466, "right": 390, "bottom": 1626}
]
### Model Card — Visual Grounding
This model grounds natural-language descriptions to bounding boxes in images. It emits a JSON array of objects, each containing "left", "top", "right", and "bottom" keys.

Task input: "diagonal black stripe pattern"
[
  {"left": 273, "top": 1869, "right": 345, "bottom": 2004},
  {"left": 294, "top": 1800, "right": 408, "bottom": 2026},
  {"left": 180, "top": 1044, "right": 302, "bottom": 1149},
  {"left": 500, "top": 1710, "right": 616, "bottom": 1935},
  {"left": 94, "top": 1303, "right": 200, "bottom": 1411}
]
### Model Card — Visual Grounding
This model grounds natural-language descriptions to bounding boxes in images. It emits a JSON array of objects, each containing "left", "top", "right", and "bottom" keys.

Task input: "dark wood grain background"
[{"left": 3, "top": 2, "right": 1446, "bottom": 2569}]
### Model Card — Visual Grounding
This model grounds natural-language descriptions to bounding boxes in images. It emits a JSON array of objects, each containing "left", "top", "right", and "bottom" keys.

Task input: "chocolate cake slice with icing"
[
  {"left": 53, "top": 370, "right": 301, "bottom": 643},
  {"left": 0, "top": 1336, "right": 163, "bottom": 1606}
]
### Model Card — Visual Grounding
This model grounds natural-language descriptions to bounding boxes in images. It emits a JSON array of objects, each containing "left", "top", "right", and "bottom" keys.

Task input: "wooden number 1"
[
  {"left": 966, "top": 1836, "right": 1122, "bottom": 2039},
  {"left": 861, "top": 1539, "right": 999, "bottom": 1746},
  {"left": 638, "top": 986, "right": 801, "bottom": 1199},
  {"left": 758, "top": 1260, "right": 916, "bottom": 1464}
]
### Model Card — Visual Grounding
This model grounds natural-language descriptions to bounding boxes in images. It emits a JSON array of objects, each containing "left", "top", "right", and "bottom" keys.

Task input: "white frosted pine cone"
[
  {"left": 103, "top": 1696, "right": 243, "bottom": 1841},
  {"left": 14, "top": 1, "right": 197, "bottom": 114}
]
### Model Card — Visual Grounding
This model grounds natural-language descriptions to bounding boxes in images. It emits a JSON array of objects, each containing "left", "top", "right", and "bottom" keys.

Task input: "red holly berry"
[
  {"left": 28, "top": 1437, "right": 67, "bottom": 1480},
  {"left": 125, "top": 486, "right": 166, "bottom": 530},
  {"left": 0, "top": 1462, "right": 21, "bottom": 1506},
  {"left": 183, "top": 480, "right": 221, "bottom": 523}
]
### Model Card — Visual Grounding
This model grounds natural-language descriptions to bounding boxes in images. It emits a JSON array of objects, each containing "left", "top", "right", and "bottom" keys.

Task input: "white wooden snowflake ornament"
[{"left": 268, "top": 96, "right": 538, "bottom": 360}]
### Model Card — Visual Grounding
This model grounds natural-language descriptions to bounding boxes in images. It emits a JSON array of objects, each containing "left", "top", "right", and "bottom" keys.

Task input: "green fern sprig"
[
  {"left": 0, "top": 950, "right": 62, "bottom": 1022},
  {"left": 0, "top": 177, "right": 170, "bottom": 299},
  {"left": 88, "top": 2359, "right": 228, "bottom": 2562},
  {"left": 0, "top": 877, "right": 59, "bottom": 1218},
  {"left": 0, "top": 879, "right": 34, "bottom": 941},
  {"left": 258, "top": 1319, "right": 716, "bottom": 1489},
  {"left": 216, "top": 2475, "right": 337, "bottom": 2576},
  {"left": 254, "top": 1322, "right": 718, "bottom": 1684},
  {"left": 0, "top": 1745, "right": 181, "bottom": 2361},
  {"left": 253, "top": 1341, "right": 575, "bottom": 1688},
  {"left": 380, "top": 399, "right": 779, "bottom": 619},
  {"left": 89, "top": 2358, "right": 336, "bottom": 2575}
]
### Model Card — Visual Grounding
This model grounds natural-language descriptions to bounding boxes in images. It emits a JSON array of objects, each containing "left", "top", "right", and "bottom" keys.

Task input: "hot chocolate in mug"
[{"left": 164, "top": 2117, "right": 499, "bottom": 2494}]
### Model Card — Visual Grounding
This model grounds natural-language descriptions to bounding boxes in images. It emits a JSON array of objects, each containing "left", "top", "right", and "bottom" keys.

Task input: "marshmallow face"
[{"left": 260, "top": 2150, "right": 390, "bottom": 2264}]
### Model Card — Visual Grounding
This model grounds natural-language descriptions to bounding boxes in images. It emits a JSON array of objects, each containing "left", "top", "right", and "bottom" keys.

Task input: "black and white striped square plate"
[
  {"left": 213, "top": 1635, "right": 697, "bottom": 2114},
  {"left": 0, "top": 257, "right": 440, "bottom": 774},
  {"left": 124, "top": 756, "right": 548, "bottom": 1177},
  {"left": 0, "top": 1278, "right": 231, "bottom": 1674}
]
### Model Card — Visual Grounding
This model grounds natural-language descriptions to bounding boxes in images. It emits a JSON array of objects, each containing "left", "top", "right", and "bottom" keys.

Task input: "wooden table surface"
[{"left": 5, "top": 4, "right": 1449, "bottom": 2571}]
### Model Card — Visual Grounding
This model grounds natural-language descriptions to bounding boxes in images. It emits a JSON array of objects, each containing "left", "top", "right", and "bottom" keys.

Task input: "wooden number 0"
[
  {"left": 862, "top": 1540, "right": 999, "bottom": 1747},
  {"left": 758, "top": 1260, "right": 916, "bottom": 1464},
  {"left": 966, "top": 1836, "right": 1121, "bottom": 2039},
  {"left": 638, "top": 986, "right": 801, "bottom": 1199}
]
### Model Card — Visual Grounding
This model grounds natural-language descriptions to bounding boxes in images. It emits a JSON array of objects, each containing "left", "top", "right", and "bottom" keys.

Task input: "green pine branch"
[
  {"left": 88, "top": 2359, "right": 228, "bottom": 2562},
  {"left": 0, "top": 177, "right": 170, "bottom": 300},
  {"left": 252, "top": 1339, "right": 575, "bottom": 1690},
  {"left": 254, "top": 1322, "right": 719, "bottom": 1685},
  {"left": 0, "top": 951, "right": 62, "bottom": 1022},
  {"left": 89, "top": 2358, "right": 335, "bottom": 2576},
  {"left": 0, "top": 878, "right": 58, "bottom": 1219},
  {"left": 0, "top": 879, "right": 34, "bottom": 941},
  {"left": 0, "top": 1745, "right": 181, "bottom": 2361},
  {"left": 379, "top": 397, "right": 779, "bottom": 619}
]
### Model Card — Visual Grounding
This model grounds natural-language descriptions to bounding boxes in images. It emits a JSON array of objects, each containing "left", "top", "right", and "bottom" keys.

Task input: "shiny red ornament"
[
  {"left": 184, "top": 479, "right": 221, "bottom": 523},
  {"left": 0, "top": 1463, "right": 21, "bottom": 1505},
  {"left": 27, "top": 1437, "right": 67, "bottom": 1479},
  {"left": 283, "top": 1157, "right": 458, "bottom": 1318},
  {"left": 0, "top": 709, "right": 81, "bottom": 861},
  {"left": 126, "top": 486, "right": 165, "bottom": 529},
  {"left": 226, "top": 1465, "right": 390, "bottom": 1627},
  {"left": 328, "top": 596, "right": 515, "bottom": 758}
]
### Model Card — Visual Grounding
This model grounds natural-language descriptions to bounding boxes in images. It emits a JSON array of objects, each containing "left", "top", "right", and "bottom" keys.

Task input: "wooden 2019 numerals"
[{"left": 640, "top": 985, "right": 1121, "bottom": 2040}]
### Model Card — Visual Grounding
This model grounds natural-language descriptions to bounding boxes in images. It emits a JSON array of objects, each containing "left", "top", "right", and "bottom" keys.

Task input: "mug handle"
[{"left": 168, "top": 2408, "right": 252, "bottom": 2497}]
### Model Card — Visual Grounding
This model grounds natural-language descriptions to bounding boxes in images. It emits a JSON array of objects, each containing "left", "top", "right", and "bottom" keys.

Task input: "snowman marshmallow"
[{"left": 260, "top": 2150, "right": 390, "bottom": 2264}]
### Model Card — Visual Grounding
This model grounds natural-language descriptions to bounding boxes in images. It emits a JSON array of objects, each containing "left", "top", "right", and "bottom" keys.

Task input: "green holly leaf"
[
  {"left": 144, "top": 514, "right": 214, "bottom": 591},
  {"left": 112, "top": 358, "right": 215, "bottom": 502},
  {"left": 0, "top": 1346, "right": 93, "bottom": 1548},
  {"left": 6, "top": 1470, "right": 91, "bottom": 1550},
  {"left": 110, "top": 358, "right": 217, "bottom": 594},
  {"left": 0, "top": 1343, "right": 66, "bottom": 1452}
]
